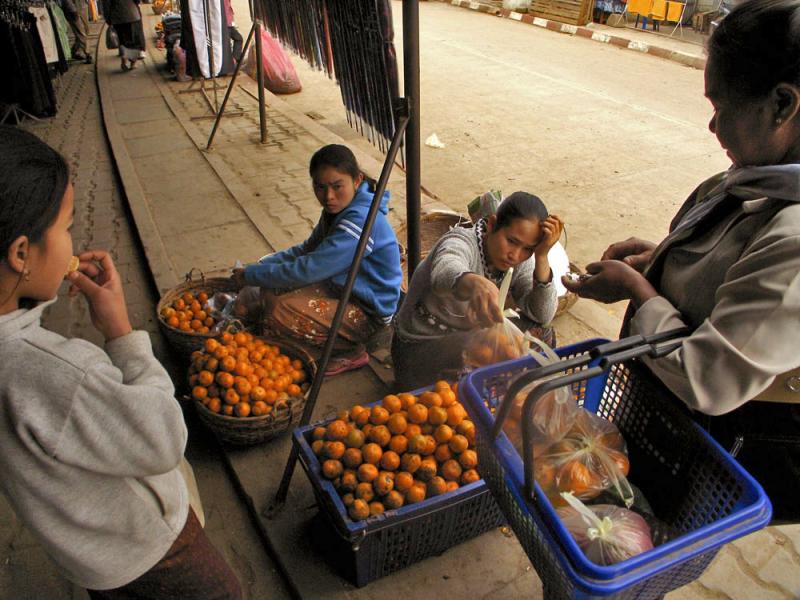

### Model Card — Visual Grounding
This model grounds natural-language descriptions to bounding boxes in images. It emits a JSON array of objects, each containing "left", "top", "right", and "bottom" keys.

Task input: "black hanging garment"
[{"left": 0, "top": 7, "right": 58, "bottom": 118}]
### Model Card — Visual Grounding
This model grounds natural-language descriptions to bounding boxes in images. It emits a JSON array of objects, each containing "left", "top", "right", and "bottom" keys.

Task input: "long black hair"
[
  {"left": 708, "top": 0, "right": 800, "bottom": 100},
  {"left": 495, "top": 191, "right": 548, "bottom": 229},
  {"left": 0, "top": 126, "right": 70, "bottom": 261},
  {"left": 308, "top": 144, "right": 376, "bottom": 189}
]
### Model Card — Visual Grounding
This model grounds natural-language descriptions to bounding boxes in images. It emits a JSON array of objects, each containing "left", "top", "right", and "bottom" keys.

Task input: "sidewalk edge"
[{"left": 440, "top": 0, "right": 706, "bottom": 70}]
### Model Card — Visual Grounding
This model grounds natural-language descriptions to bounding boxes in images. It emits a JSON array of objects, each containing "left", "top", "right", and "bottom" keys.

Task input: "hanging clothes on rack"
[
  {"left": 0, "top": 1, "right": 58, "bottom": 119},
  {"left": 179, "top": 0, "right": 234, "bottom": 78},
  {"left": 255, "top": 0, "right": 400, "bottom": 154},
  {"left": 47, "top": 1, "right": 71, "bottom": 71}
]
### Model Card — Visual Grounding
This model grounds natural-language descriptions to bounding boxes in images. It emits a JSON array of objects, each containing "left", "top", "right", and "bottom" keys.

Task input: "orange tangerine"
[
  {"left": 234, "top": 402, "right": 251, "bottom": 418},
  {"left": 388, "top": 435, "right": 408, "bottom": 455},
  {"left": 427, "top": 476, "right": 447, "bottom": 497},
  {"left": 405, "top": 483, "right": 426, "bottom": 504},
  {"left": 382, "top": 394, "right": 402, "bottom": 414},
  {"left": 224, "top": 389, "right": 240, "bottom": 405},
  {"left": 207, "top": 398, "right": 221, "bottom": 413},
  {"left": 322, "top": 459, "right": 343, "bottom": 480},
  {"left": 215, "top": 371, "right": 234, "bottom": 389},
  {"left": 394, "top": 471, "right": 414, "bottom": 493},
  {"left": 369, "top": 406, "right": 390, "bottom": 425},
  {"left": 461, "top": 469, "right": 480, "bottom": 485},
  {"left": 458, "top": 449, "right": 478, "bottom": 470},
  {"left": 362, "top": 443, "right": 383, "bottom": 465},
  {"left": 387, "top": 414, "right": 407, "bottom": 435},
  {"left": 384, "top": 490, "right": 404, "bottom": 510},
  {"left": 449, "top": 434, "right": 469, "bottom": 454},
  {"left": 407, "top": 404, "right": 428, "bottom": 424},
  {"left": 357, "top": 463, "right": 379, "bottom": 483},
  {"left": 398, "top": 393, "right": 417, "bottom": 410},
  {"left": 400, "top": 453, "right": 421, "bottom": 474},
  {"left": 441, "top": 459, "right": 463, "bottom": 482},
  {"left": 198, "top": 370, "right": 214, "bottom": 386},
  {"left": 379, "top": 450, "right": 400, "bottom": 471}
]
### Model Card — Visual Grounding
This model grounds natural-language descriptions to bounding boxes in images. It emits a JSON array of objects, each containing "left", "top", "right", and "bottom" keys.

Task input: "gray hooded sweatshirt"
[{"left": 0, "top": 299, "right": 188, "bottom": 590}]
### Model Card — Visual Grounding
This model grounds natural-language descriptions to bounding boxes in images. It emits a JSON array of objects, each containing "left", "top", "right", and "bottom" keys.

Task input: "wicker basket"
[
  {"left": 396, "top": 211, "right": 471, "bottom": 292},
  {"left": 157, "top": 269, "right": 240, "bottom": 359},
  {"left": 193, "top": 337, "right": 318, "bottom": 445}
]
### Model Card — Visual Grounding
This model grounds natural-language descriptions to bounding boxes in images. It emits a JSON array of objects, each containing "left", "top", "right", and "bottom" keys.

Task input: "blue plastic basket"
[
  {"left": 292, "top": 393, "right": 505, "bottom": 587},
  {"left": 458, "top": 338, "right": 773, "bottom": 599}
]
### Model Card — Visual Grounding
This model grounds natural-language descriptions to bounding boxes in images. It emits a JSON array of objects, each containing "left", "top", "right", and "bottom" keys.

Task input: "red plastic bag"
[{"left": 246, "top": 30, "right": 302, "bottom": 94}]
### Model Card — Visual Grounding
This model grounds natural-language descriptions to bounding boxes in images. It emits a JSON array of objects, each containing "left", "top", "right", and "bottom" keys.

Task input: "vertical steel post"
[
  {"left": 403, "top": 0, "right": 422, "bottom": 277},
  {"left": 254, "top": 18, "right": 268, "bottom": 144}
]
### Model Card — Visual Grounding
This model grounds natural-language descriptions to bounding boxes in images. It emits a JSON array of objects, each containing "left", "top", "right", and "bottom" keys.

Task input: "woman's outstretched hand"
[
  {"left": 600, "top": 237, "right": 657, "bottom": 273},
  {"left": 561, "top": 260, "right": 658, "bottom": 307},
  {"left": 456, "top": 273, "right": 504, "bottom": 327},
  {"left": 66, "top": 250, "right": 133, "bottom": 341}
]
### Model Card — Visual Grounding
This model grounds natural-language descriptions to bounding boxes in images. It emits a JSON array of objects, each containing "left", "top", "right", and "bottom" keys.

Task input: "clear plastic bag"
[
  {"left": 535, "top": 409, "right": 633, "bottom": 507},
  {"left": 463, "top": 317, "right": 526, "bottom": 368},
  {"left": 557, "top": 493, "right": 654, "bottom": 566},
  {"left": 463, "top": 268, "right": 527, "bottom": 368}
]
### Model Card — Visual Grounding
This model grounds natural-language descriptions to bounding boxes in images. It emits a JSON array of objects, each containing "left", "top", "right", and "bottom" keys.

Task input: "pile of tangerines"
[
  {"left": 161, "top": 290, "right": 218, "bottom": 334},
  {"left": 311, "top": 381, "right": 480, "bottom": 522},
  {"left": 188, "top": 331, "right": 308, "bottom": 419}
]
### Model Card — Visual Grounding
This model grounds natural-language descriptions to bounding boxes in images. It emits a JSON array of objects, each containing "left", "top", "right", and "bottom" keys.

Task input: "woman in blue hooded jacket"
[{"left": 233, "top": 144, "right": 402, "bottom": 376}]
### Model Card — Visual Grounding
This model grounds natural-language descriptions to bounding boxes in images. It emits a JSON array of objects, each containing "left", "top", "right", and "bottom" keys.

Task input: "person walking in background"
[
  {"left": 62, "top": 0, "right": 92, "bottom": 63},
  {"left": 103, "top": 0, "right": 146, "bottom": 71},
  {"left": 223, "top": 0, "right": 243, "bottom": 64}
]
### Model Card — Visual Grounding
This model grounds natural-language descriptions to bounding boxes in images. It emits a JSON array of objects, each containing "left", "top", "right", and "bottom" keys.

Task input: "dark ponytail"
[
  {"left": 0, "top": 126, "right": 70, "bottom": 261},
  {"left": 309, "top": 144, "right": 376, "bottom": 190},
  {"left": 495, "top": 191, "right": 548, "bottom": 229}
]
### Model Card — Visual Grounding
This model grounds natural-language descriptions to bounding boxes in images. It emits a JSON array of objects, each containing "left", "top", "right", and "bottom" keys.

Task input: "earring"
[
  {"left": 776, "top": 117, "right": 784, "bottom": 125},
  {"left": 23, "top": 269, "right": 31, "bottom": 281}
]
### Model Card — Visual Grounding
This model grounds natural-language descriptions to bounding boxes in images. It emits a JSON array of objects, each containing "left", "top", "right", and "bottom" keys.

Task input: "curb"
[{"left": 444, "top": 0, "right": 706, "bottom": 70}]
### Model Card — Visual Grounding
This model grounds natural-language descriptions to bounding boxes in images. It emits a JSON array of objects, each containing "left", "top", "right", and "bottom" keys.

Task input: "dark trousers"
[
  {"left": 87, "top": 509, "right": 242, "bottom": 600},
  {"left": 228, "top": 26, "right": 243, "bottom": 63},
  {"left": 66, "top": 0, "right": 89, "bottom": 55},
  {"left": 702, "top": 402, "right": 800, "bottom": 523}
]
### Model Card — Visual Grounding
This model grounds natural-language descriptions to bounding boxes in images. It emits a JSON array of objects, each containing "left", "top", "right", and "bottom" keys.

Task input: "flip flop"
[{"left": 324, "top": 351, "right": 370, "bottom": 377}]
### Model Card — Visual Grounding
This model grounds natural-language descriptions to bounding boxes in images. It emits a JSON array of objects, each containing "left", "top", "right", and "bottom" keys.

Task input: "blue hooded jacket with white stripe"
[{"left": 243, "top": 182, "right": 402, "bottom": 319}]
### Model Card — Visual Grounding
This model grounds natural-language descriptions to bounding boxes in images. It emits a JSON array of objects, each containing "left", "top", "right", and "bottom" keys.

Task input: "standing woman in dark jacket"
[{"left": 104, "top": 0, "right": 145, "bottom": 71}]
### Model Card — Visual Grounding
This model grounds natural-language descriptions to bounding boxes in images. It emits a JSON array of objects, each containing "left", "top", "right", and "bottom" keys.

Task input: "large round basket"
[
  {"left": 193, "top": 337, "right": 317, "bottom": 446},
  {"left": 396, "top": 210, "right": 472, "bottom": 292},
  {"left": 157, "top": 270, "right": 240, "bottom": 359}
]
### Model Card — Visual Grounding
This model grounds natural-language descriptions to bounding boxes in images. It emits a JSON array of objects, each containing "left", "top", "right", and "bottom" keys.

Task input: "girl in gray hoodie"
[{"left": 0, "top": 127, "right": 241, "bottom": 597}]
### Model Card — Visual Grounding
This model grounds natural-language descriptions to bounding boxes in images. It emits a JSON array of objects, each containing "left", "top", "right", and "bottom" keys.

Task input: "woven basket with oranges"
[{"left": 187, "top": 331, "right": 317, "bottom": 445}]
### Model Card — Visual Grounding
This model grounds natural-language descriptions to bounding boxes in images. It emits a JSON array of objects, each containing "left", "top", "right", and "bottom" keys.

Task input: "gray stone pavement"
[{"left": 3, "top": 5, "right": 798, "bottom": 599}]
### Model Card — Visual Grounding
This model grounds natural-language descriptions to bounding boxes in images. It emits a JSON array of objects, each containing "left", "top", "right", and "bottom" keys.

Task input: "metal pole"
[
  {"left": 403, "top": 0, "right": 422, "bottom": 277},
  {"left": 270, "top": 115, "right": 410, "bottom": 510},
  {"left": 254, "top": 19, "right": 268, "bottom": 143},
  {"left": 206, "top": 22, "right": 256, "bottom": 149}
]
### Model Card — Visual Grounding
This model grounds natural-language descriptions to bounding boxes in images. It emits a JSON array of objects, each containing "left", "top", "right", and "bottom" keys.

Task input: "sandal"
[{"left": 324, "top": 351, "right": 370, "bottom": 377}]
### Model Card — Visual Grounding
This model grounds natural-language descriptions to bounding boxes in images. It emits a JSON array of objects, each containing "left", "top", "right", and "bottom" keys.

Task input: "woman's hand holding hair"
[
  {"left": 455, "top": 273, "right": 504, "bottom": 327},
  {"left": 534, "top": 215, "right": 564, "bottom": 259},
  {"left": 66, "top": 250, "right": 133, "bottom": 341},
  {"left": 600, "top": 237, "right": 656, "bottom": 273},
  {"left": 533, "top": 215, "right": 564, "bottom": 283},
  {"left": 561, "top": 260, "right": 658, "bottom": 307}
]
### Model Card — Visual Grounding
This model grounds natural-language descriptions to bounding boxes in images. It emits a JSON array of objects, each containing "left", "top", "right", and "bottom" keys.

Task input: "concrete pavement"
[{"left": 2, "top": 3, "right": 798, "bottom": 599}]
